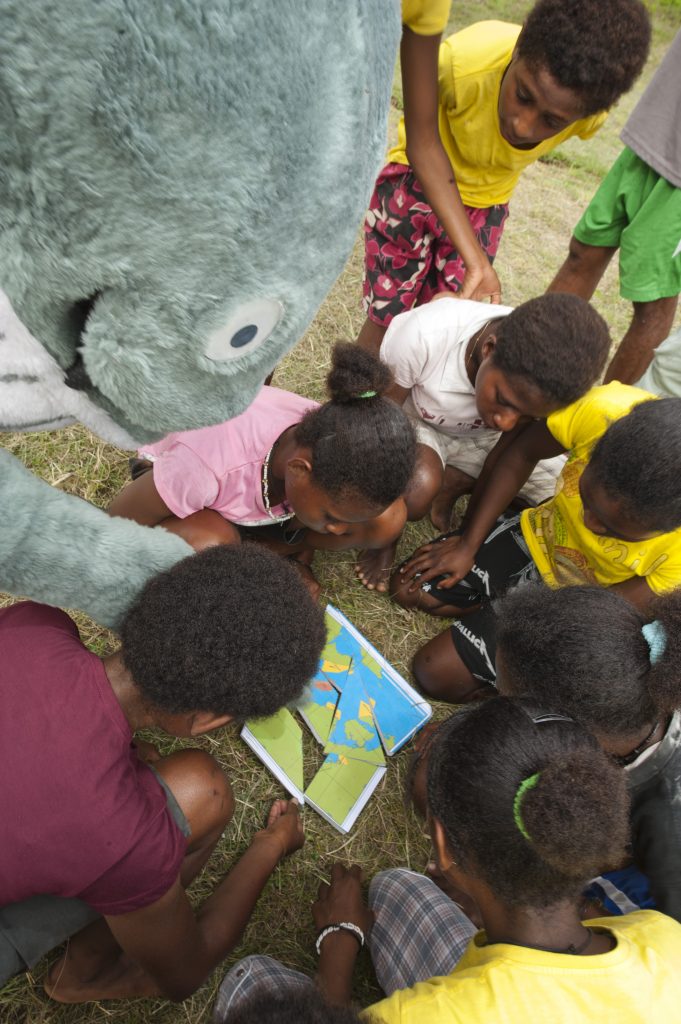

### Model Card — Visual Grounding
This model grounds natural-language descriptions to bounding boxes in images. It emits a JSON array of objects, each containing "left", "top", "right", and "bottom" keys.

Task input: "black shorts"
[{"left": 415, "top": 514, "right": 540, "bottom": 683}]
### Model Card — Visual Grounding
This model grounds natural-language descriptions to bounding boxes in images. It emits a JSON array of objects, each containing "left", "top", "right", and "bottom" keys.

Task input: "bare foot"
[
  {"left": 355, "top": 541, "right": 397, "bottom": 592},
  {"left": 45, "top": 949, "right": 159, "bottom": 1003}
]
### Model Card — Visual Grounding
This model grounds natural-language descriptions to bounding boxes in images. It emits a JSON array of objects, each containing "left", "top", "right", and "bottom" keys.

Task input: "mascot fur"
[{"left": 0, "top": 0, "right": 399, "bottom": 627}]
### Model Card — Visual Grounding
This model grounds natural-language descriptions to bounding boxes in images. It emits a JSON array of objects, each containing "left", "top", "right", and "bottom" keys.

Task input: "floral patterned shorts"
[{"left": 363, "top": 163, "right": 509, "bottom": 325}]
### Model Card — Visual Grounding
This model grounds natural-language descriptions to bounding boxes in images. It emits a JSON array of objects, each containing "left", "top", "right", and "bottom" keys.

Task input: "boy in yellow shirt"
[
  {"left": 394, "top": 386, "right": 681, "bottom": 702},
  {"left": 358, "top": 0, "right": 651, "bottom": 355}
]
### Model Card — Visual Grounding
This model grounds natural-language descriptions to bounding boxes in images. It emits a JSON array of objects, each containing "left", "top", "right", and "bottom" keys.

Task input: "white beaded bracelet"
[{"left": 315, "top": 921, "right": 365, "bottom": 955}]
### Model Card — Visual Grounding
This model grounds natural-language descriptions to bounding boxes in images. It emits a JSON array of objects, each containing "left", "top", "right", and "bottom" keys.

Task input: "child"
[
  {"left": 357, "top": 0, "right": 651, "bottom": 355},
  {"left": 215, "top": 698, "right": 681, "bottom": 1022},
  {"left": 495, "top": 582, "right": 681, "bottom": 923},
  {"left": 0, "top": 545, "right": 326, "bottom": 1002},
  {"left": 109, "top": 344, "right": 416, "bottom": 593},
  {"left": 548, "top": 31, "right": 681, "bottom": 385},
  {"left": 356, "top": 291, "right": 610, "bottom": 589},
  {"left": 396, "top": 387, "right": 681, "bottom": 702}
]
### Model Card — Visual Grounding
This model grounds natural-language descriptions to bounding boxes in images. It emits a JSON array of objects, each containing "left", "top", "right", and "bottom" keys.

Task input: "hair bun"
[
  {"left": 520, "top": 752, "right": 628, "bottom": 877},
  {"left": 326, "top": 342, "right": 392, "bottom": 404}
]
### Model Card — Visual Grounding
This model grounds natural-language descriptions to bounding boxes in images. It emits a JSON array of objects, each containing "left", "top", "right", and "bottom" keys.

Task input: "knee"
[
  {"left": 369, "top": 868, "right": 416, "bottom": 911},
  {"left": 155, "top": 749, "right": 234, "bottom": 839},
  {"left": 389, "top": 569, "right": 422, "bottom": 610},
  {"left": 412, "top": 639, "right": 479, "bottom": 703},
  {"left": 405, "top": 449, "right": 444, "bottom": 521}
]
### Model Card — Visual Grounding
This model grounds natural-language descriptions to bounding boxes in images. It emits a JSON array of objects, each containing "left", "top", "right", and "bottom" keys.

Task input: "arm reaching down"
[
  {"left": 0, "top": 450, "right": 192, "bottom": 630},
  {"left": 401, "top": 27, "right": 502, "bottom": 303}
]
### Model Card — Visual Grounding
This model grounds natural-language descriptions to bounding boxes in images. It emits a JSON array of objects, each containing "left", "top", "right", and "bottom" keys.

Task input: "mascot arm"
[{"left": 0, "top": 450, "right": 192, "bottom": 631}]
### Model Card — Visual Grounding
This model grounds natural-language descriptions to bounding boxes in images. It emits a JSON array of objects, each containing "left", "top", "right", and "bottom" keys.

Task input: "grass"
[{"left": 2, "top": 4, "right": 680, "bottom": 1022}]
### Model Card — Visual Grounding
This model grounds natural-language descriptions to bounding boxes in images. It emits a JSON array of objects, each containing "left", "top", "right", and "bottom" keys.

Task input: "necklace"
[
  {"left": 465, "top": 319, "right": 496, "bottom": 379},
  {"left": 261, "top": 442, "right": 295, "bottom": 523},
  {"left": 488, "top": 928, "right": 594, "bottom": 956}
]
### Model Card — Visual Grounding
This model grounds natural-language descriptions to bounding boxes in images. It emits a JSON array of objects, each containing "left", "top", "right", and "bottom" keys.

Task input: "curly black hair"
[
  {"left": 517, "top": 0, "right": 651, "bottom": 115},
  {"left": 295, "top": 343, "right": 416, "bottom": 509},
  {"left": 217, "top": 987, "right": 364, "bottom": 1024},
  {"left": 588, "top": 397, "right": 681, "bottom": 533},
  {"left": 119, "top": 545, "right": 326, "bottom": 719},
  {"left": 427, "top": 697, "right": 629, "bottom": 908},
  {"left": 495, "top": 583, "right": 681, "bottom": 736},
  {"left": 491, "top": 294, "right": 609, "bottom": 406}
]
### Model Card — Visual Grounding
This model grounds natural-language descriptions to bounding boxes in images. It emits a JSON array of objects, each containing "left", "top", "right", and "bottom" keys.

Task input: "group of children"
[{"left": 3, "top": 0, "right": 681, "bottom": 1020}]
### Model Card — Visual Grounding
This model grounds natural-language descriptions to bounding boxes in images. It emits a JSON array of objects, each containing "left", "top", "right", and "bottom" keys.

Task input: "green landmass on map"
[
  {"left": 360, "top": 647, "right": 382, "bottom": 679},
  {"left": 247, "top": 708, "right": 304, "bottom": 792},
  {"left": 305, "top": 756, "right": 379, "bottom": 824},
  {"left": 323, "top": 612, "right": 342, "bottom": 646},
  {"left": 299, "top": 696, "right": 337, "bottom": 744},
  {"left": 320, "top": 641, "right": 352, "bottom": 676}
]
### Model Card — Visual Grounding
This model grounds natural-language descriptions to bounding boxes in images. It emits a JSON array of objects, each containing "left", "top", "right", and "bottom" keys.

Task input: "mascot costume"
[{"left": 0, "top": 0, "right": 400, "bottom": 627}]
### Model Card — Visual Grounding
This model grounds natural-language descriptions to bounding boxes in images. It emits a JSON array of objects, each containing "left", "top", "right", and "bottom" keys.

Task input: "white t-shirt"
[{"left": 380, "top": 297, "right": 513, "bottom": 437}]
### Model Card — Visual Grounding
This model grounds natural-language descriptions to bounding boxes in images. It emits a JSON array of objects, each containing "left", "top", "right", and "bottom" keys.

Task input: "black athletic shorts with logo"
[{"left": 415, "top": 514, "right": 541, "bottom": 684}]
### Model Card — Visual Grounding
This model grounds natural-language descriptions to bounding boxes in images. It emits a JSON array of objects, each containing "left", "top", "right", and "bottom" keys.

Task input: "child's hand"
[
  {"left": 399, "top": 535, "right": 476, "bottom": 591},
  {"left": 459, "top": 259, "right": 502, "bottom": 305},
  {"left": 313, "top": 863, "right": 374, "bottom": 936},
  {"left": 254, "top": 798, "right": 305, "bottom": 862}
]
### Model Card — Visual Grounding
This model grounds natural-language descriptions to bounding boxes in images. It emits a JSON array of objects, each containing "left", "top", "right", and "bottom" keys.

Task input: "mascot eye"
[{"left": 204, "top": 298, "right": 284, "bottom": 362}]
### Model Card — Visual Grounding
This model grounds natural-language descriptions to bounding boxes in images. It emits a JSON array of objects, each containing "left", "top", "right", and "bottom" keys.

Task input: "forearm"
[
  {"left": 460, "top": 449, "right": 539, "bottom": 552},
  {"left": 407, "top": 141, "right": 487, "bottom": 272},
  {"left": 194, "top": 835, "right": 281, "bottom": 963},
  {"left": 604, "top": 297, "right": 679, "bottom": 385},
  {"left": 463, "top": 424, "right": 529, "bottom": 523},
  {"left": 316, "top": 931, "right": 360, "bottom": 1005}
]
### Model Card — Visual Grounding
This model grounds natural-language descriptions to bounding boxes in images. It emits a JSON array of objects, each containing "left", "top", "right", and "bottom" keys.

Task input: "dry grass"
[{"left": 1, "top": 4, "right": 680, "bottom": 1021}]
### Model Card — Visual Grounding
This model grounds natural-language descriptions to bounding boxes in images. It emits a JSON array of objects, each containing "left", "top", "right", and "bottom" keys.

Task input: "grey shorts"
[
  {"left": 0, "top": 766, "right": 190, "bottom": 988},
  {"left": 404, "top": 395, "right": 566, "bottom": 505}
]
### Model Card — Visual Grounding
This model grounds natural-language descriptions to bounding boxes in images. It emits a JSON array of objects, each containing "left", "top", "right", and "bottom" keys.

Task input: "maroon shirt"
[{"left": 0, "top": 602, "right": 186, "bottom": 915}]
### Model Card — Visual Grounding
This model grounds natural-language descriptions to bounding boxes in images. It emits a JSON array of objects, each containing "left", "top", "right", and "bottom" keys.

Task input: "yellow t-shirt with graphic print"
[
  {"left": 388, "top": 21, "right": 606, "bottom": 207},
  {"left": 364, "top": 910, "right": 681, "bottom": 1024},
  {"left": 520, "top": 383, "right": 681, "bottom": 595},
  {"left": 402, "top": 0, "right": 451, "bottom": 35}
]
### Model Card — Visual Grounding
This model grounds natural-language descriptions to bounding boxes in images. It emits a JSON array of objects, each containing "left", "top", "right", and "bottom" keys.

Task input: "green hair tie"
[
  {"left": 358, "top": 390, "right": 377, "bottom": 399},
  {"left": 513, "top": 772, "right": 540, "bottom": 842}
]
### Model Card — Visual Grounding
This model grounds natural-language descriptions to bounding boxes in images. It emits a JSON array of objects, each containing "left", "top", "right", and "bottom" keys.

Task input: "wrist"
[
  {"left": 250, "top": 830, "right": 286, "bottom": 865},
  {"left": 316, "top": 921, "right": 365, "bottom": 956}
]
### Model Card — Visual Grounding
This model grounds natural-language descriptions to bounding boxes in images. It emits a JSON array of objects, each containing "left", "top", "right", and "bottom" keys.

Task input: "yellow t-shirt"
[
  {"left": 402, "top": 0, "right": 451, "bottom": 36},
  {"left": 388, "top": 21, "right": 606, "bottom": 207},
  {"left": 364, "top": 911, "right": 681, "bottom": 1024},
  {"left": 520, "top": 382, "right": 681, "bottom": 595}
]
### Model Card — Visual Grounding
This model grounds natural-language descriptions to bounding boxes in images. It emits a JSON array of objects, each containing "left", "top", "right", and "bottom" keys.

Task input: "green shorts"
[{"left": 574, "top": 146, "right": 681, "bottom": 303}]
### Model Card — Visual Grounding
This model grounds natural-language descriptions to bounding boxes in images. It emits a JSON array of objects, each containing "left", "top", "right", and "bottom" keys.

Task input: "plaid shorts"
[
  {"left": 363, "top": 164, "right": 508, "bottom": 326},
  {"left": 212, "top": 955, "right": 312, "bottom": 1022},
  {"left": 368, "top": 869, "right": 476, "bottom": 993},
  {"left": 213, "top": 869, "right": 477, "bottom": 1020}
]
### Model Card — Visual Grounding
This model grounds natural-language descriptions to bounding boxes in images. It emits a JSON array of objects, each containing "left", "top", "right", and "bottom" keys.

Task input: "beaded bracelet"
[{"left": 315, "top": 921, "right": 365, "bottom": 955}]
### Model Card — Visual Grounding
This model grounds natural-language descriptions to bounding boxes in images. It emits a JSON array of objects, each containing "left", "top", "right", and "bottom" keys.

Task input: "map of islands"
[{"left": 242, "top": 605, "right": 432, "bottom": 832}]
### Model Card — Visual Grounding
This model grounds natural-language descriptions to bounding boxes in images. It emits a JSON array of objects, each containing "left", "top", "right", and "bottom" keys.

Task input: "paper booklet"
[{"left": 241, "top": 604, "right": 432, "bottom": 833}]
